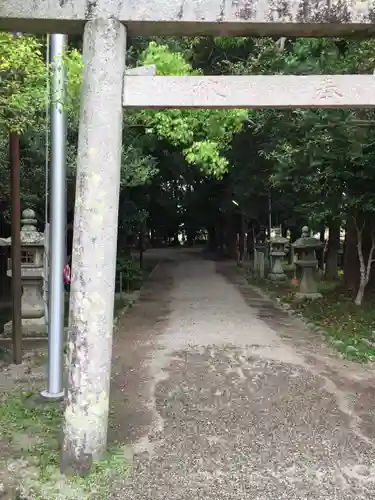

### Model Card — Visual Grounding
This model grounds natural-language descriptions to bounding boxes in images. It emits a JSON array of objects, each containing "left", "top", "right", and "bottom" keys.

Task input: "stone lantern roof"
[
  {"left": 0, "top": 209, "right": 44, "bottom": 247},
  {"left": 292, "top": 226, "right": 323, "bottom": 250},
  {"left": 20, "top": 209, "right": 44, "bottom": 246},
  {"left": 271, "top": 227, "right": 288, "bottom": 245}
]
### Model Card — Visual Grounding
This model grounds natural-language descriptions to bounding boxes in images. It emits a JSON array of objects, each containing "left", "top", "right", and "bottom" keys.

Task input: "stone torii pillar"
[
  {"left": 61, "top": 20, "right": 156, "bottom": 471},
  {"left": 61, "top": 11, "right": 126, "bottom": 473}
]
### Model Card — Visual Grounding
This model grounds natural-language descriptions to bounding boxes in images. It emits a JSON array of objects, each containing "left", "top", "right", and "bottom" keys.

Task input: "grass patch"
[
  {"left": 113, "top": 296, "right": 130, "bottom": 317},
  {"left": 0, "top": 390, "right": 62, "bottom": 496},
  {"left": 247, "top": 272, "right": 375, "bottom": 363},
  {"left": 0, "top": 391, "right": 131, "bottom": 499},
  {"left": 0, "top": 391, "right": 62, "bottom": 466}
]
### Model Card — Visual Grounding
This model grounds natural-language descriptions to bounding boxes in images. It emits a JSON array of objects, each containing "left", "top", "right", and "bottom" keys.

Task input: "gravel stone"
[{"left": 109, "top": 249, "right": 375, "bottom": 500}]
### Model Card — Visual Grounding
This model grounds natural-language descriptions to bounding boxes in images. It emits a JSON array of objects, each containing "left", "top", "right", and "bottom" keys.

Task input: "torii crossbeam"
[
  {"left": 2, "top": 0, "right": 374, "bottom": 474},
  {"left": 2, "top": 0, "right": 375, "bottom": 36}
]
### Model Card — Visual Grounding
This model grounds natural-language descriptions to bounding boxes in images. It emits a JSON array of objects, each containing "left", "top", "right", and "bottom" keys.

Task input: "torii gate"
[{"left": 2, "top": 0, "right": 375, "bottom": 472}]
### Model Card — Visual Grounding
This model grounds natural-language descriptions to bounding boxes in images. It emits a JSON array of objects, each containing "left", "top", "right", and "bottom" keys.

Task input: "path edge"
[{"left": 113, "top": 260, "right": 161, "bottom": 328}]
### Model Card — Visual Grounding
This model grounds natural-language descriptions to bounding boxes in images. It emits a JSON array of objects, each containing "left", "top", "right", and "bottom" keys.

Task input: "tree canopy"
[{"left": 2, "top": 33, "right": 375, "bottom": 303}]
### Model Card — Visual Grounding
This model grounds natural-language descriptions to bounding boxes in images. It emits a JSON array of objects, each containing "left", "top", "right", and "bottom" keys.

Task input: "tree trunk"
[
  {"left": 237, "top": 212, "right": 245, "bottom": 266},
  {"left": 290, "top": 227, "right": 300, "bottom": 243},
  {"left": 139, "top": 222, "right": 145, "bottom": 270},
  {"left": 354, "top": 225, "right": 367, "bottom": 306},
  {"left": 207, "top": 227, "right": 216, "bottom": 252},
  {"left": 354, "top": 220, "right": 375, "bottom": 306},
  {"left": 354, "top": 280, "right": 366, "bottom": 306},
  {"left": 344, "top": 220, "right": 358, "bottom": 291},
  {"left": 316, "top": 227, "right": 325, "bottom": 270},
  {"left": 222, "top": 176, "right": 237, "bottom": 259},
  {"left": 225, "top": 225, "right": 237, "bottom": 258},
  {"left": 325, "top": 222, "right": 340, "bottom": 280},
  {"left": 217, "top": 225, "right": 224, "bottom": 256},
  {"left": 223, "top": 208, "right": 237, "bottom": 259}
]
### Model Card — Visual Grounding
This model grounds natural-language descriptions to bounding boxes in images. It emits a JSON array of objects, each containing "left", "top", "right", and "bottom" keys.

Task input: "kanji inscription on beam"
[{"left": 123, "top": 74, "right": 375, "bottom": 109}]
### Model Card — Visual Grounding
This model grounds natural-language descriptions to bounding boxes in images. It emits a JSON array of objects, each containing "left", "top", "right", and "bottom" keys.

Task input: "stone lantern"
[
  {"left": 269, "top": 227, "right": 288, "bottom": 281},
  {"left": 3, "top": 209, "right": 47, "bottom": 337},
  {"left": 292, "top": 226, "right": 323, "bottom": 300}
]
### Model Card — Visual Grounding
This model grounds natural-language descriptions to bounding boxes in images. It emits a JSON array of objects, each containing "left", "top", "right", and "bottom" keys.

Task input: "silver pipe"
[
  {"left": 41, "top": 34, "right": 67, "bottom": 400},
  {"left": 43, "top": 33, "right": 50, "bottom": 325},
  {"left": 45, "top": 33, "right": 50, "bottom": 228}
]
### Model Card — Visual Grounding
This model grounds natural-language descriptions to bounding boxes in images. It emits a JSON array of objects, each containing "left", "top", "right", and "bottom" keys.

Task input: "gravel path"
[{"left": 110, "top": 249, "right": 375, "bottom": 500}]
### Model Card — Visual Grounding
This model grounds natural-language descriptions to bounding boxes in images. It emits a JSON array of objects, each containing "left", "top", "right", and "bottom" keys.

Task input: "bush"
[{"left": 116, "top": 256, "right": 143, "bottom": 292}]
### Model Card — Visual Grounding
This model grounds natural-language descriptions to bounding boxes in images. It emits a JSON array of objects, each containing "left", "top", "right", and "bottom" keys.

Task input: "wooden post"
[{"left": 9, "top": 131, "right": 22, "bottom": 364}]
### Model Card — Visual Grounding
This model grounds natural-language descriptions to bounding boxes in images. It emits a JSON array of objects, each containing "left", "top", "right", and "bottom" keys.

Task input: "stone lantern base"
[
  {"left": 3, "top": 317, "right": 48, "bottom": 338},
  {"left": 269, "top": 252, "right": 287, "bottom": 282},
  {"left": 269, "top": 271, "right": 287, "bottom": 282}
]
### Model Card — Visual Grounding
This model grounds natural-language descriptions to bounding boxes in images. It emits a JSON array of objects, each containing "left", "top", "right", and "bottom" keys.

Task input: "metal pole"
[
  {"left": 268, "top": 189, "right": 272, "bottom": 268},
  {"left": 41, "top": 34, "right": 67, "bottom": 400},
  {"left": 43, "top": 33, "right": 51, "bottom": 326},
  {"left": 9, "top": 132, "right": 22, "bottom": 365}
]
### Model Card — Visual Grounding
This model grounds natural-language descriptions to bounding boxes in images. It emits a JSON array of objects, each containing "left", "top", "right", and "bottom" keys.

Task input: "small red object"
[
  {"left": 63, "top": 263, "right": 71, "bottom": 285},
  {"left": 291, "top": 278, "right": 297, "bottom": 286}
]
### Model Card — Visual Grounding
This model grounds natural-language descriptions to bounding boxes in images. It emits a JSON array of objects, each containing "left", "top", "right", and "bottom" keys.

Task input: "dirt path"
[{"left": 110, "top": 249, "right": 375, "bottom": 500}]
